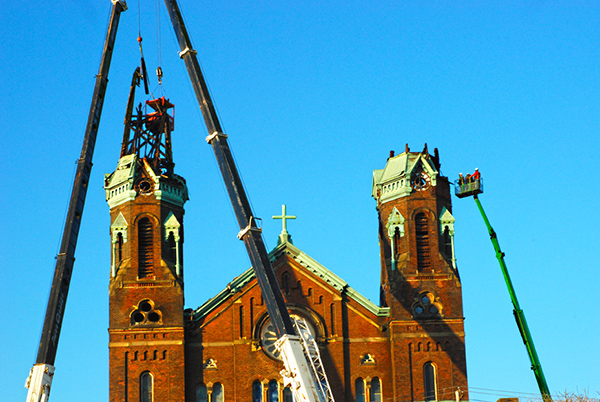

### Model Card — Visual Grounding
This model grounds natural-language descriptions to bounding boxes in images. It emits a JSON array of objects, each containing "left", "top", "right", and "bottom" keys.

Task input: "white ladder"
[{"left": 292, "top": 318, "right": 335, "bottom": 402}]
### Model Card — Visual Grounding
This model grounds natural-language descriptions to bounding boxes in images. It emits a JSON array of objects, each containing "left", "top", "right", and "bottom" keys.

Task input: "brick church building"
[{"left": 104, "top": 98, "right": 468, "bottom": 402}]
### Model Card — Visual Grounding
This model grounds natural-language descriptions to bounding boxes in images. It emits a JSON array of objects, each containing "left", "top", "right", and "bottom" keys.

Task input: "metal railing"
[{"left": 454, "top": 178, "right": 483, "bottom": 198}]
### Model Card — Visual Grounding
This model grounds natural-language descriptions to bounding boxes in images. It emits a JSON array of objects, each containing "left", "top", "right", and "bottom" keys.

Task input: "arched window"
[
  {"left": 167, "top": 231, "right": 177, "bottom": 261},
  {"left": 283, "top": 386, "right": 293, "bottom": 402},
  {"left": 424, "top": 362, "right": 437, "bottom": 401},
  {"left": 117, "top": 232, "right": 124, "bottom": 263},
  {"left": 140, "top": 371, "right": 153, "bottom": 402},
  {"left": 253, "top": 381, "right": 263, "bottom": 402},
  {"left": 213, "top": 382, "right": 224, "bottom": 402},
  {"left": 370, "top": 377, "right": 382, "bottom": 402},
  {"left": 138, "top": 217, "right": 154, "bottom": 278},
  {"left": 267, "top": 380, "right": 279, "bottom": 402},
  {"left": 355, "top": 378, "right": 365, "bottom": 402},
  {"left": 250, "top": 297, "right": 255, "bottom": 328},
  {"left": 330, "top": 303, "right": 336, "bottom": 336},
  {"left": 415, "top": 212, "right": 431, "bottom": 271},
  {"left": 442, "top": 225, "right": 452, "bottom": 257},
  {"left": 196, "top": 383, "right": 208, "bottom": 402},
  {"left": 239, "top": 305, "right": 245, "bottom": 338}
]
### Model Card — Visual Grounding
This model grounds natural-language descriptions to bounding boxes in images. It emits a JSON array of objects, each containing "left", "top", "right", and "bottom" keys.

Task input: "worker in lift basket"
[
  {"left": 458, "top": 173, "right": 465, "bottom": 191},
  {"left": 471, "top": 168, "right": 480, "bottom": 182}
]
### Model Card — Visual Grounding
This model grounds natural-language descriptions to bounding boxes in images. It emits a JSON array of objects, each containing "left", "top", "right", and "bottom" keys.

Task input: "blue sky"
[{"left": 2, "top": 1, "right": 599, "bottom": 401}]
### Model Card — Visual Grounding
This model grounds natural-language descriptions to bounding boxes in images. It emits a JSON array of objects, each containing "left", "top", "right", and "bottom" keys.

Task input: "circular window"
[
  {"left": 140, "top": 300, "right": 153, "bottom": 312},
  {"left": 133, "top": 312, "right": 145, "bottom": 323},
  {"left": 148, "top": 312, "right": 161, "bottom": 322}
]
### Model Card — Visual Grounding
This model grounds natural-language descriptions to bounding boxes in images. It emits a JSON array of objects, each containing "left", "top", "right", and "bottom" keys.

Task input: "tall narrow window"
[
  {"left": 213, "top": 383, "right": 224, "bottom": 402},
  {"left": 196, "top": 383, "right": 208, "bottom": 402},
  {"left": 253, "top": 381, "right": 263, "bottom": 402},
  {"left": 140, "top": 371, "right": 153, "bottom": 402},
  {"left": 239, "top": 305, "right": 244, "bottom": 338},
  {"left": 442, "top": 226, "right": 452, "bottom": 257},
  {"left": 267, "top": 380, "right": 279, "bottom": 402},
  {"left": 370, "top": 377, "right": 382, "bottom": 402},
  {"left": 117, "top": 232, "right": 124, "bottom": 263},
  {"left": 330, "top": 303, "right": 336, "bottom": 336},
  {"left": 424, "top": 362, "right": 437, "bottom": 401},
  {"left": 283, "top": 386, "right": 293, "bottom": 402},
  {"left": 355, "top": 378, "right": 365, "bottom": 402},
  {"left": 250, "top": 297, "right": 255, "bottom": 330},
  {"left": 415, "top": 212, "right": 431, "bottom": 271},
  {"left": 168, "top": 231, "right": 177, "bottom": 261},
  {"left": 138, "top": 217, "right": 154, "bottom": 278}
]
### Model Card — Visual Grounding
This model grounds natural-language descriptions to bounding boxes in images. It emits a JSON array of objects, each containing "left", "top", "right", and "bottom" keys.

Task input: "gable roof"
[{"left": 188, "top": 240, "right": 389, "bottom": 322}]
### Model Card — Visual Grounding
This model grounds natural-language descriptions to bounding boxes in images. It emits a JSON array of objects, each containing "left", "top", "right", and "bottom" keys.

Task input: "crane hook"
[{"left": 157, "top": 66, "right": 163, "bottom": 85}]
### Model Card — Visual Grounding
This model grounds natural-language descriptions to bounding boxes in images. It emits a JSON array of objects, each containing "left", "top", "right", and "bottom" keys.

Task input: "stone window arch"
[
  {"left": 424, "top": 362, "right": 437, "bottom": 401},
  {"left": 213, "top": 382, "right": 224, "bottom": 402},
  {"left": 370, "top": 377, "right": 382, "bottom": 402},
  {"left": 110, "top": 212, "right": 128, "bottom": 277},
  {"left": 355, "top": 377, "right": 366, "bottom": 402},
  {"left": 140, "top": 371, "right": 153, "bottom": 402},
  {"left": 386, "top": 207, "right": 405, "bottom": 270},
  {"left": 439, "top": 207, "right": 457, "bottom": 270},
  {"left": 163, "top": 212, "right": 182, "bottom": 275}
]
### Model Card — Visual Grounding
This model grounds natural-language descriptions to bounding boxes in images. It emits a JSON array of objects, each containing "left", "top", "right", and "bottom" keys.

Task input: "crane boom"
[
  {"left": 162, "top": 0, "right": 295, "bottom": 344},
  {"left": 473, "top": 195, "right": 552, "bottom": 402},
  {"left": 25, "top": 2, "right": 127, "bottom": 401},
  {"left": 163, "top": 1, "right": 333, "bottom": 401}
]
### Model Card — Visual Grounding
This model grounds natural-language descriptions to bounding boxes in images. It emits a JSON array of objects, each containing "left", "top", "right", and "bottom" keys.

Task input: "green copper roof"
[
  {"left": 189, "top": 239, "right": 389, "bottom": 322},
  {"left": 372, "top": 150, "right": 439, "bottom": 203}
]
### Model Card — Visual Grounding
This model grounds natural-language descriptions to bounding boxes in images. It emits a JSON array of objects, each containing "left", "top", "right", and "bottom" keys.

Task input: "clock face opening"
[
  {"left": 260, "top": 314, "right": 316, "bottom": 361},
  {"left": 411, "top": 172, "right": 431, "bottom": 191}
]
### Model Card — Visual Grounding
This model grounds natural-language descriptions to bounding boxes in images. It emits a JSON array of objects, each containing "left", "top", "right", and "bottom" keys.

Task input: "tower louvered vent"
[{"left": 138, "top": 218, "right": 154, "bottom": 278}]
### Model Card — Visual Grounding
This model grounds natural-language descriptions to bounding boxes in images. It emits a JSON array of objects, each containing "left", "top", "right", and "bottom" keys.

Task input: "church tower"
[
  {"left": 105, "top": 96, "right": 188, "bottom": 402},
  {"left": 373, "top": 144, "right": 468, "bottom": 401}
]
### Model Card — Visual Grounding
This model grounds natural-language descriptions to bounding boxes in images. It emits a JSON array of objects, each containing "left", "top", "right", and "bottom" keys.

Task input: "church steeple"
[
  {"left": 372, "top": 144, "right": 457, "bottom": 314},
  {"left": 372, "top": 144, "right": 468, "bottom": 401},
  {"left": 105, "top": 90, "right": 188, "bottom": 402}
]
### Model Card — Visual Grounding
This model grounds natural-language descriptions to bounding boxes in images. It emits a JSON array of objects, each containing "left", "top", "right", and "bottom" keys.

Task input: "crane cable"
[
  {"left": 137, "top": 0, "right": 150, "bottom": 94},
  {"left": 155, "top": 0, "right": 163, "bottom": 85}
]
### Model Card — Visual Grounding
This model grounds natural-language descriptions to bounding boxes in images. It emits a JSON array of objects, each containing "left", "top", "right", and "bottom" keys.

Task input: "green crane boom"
[{"left": 473, "top": 193, "right": 552, "bottom": 402}]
